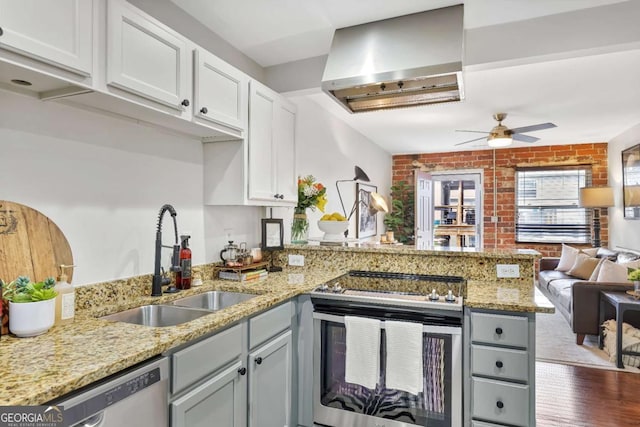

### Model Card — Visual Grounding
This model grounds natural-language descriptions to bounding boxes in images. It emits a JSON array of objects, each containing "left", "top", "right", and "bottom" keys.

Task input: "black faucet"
[{"left": 151, "top": 204, "right": 181, "bottom": 296}]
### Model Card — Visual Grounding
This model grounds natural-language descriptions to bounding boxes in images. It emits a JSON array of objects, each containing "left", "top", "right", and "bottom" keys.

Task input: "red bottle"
[{"left": 176, "top": 235, "right": 192, "bottom": 290}]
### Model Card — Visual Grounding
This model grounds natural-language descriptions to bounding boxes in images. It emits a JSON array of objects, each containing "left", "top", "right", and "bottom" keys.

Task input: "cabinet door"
[
  {"left": 248, "top": 80, "right": 277, "bottom": 201},
  {"left": 106, "top": 0, "right": 189, "bottom": 111},
  {"left": 248, "top": 330, "right": 292, "bottom": 427},
  {"left": 0, "top": 0, "right": 92, "bottom": 75},
  {"left": 194, "top": 49, "right": 248, "bottom": 133},
  {"left": 274, "top": 100, "right": 297, "bottom": 203},
  {"left": 171, "top": 360, "right": 247, "bottom": 427}
]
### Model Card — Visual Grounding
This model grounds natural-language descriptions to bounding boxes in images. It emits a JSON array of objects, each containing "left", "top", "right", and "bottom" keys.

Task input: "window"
[{"left": 515, "top": 167, "right": 591, "bottom": 243}]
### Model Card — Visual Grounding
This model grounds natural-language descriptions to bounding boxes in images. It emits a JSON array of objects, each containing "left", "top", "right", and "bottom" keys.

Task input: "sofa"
[{"left": 538, "top": 246, "right": 640, "bottom": 345}]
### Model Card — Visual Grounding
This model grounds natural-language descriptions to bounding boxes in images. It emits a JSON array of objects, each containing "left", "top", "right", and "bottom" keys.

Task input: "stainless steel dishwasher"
[{"left": 52, "top": 357, "right": 169, "bottom": 427}]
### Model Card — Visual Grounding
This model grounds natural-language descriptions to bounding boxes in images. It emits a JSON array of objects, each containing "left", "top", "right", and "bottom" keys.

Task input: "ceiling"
[{"left": 171, "top": 0, "right": 640, "bottom": 154}]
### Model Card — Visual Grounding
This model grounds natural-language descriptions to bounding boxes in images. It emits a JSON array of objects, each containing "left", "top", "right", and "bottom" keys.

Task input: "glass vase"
[{"left": 291, "top": 209, "right": 309, "bottom": 244}]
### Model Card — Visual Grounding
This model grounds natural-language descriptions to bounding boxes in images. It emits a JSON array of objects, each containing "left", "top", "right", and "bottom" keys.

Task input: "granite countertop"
[
  {"left": 1, "top": 267, "right": 552, "bottom": 406},
  {"left": 0, "top": 269, "right": 340, "bottom": 406},
  {"left": 466, "top": 281, "right": 555, "bottom": 313},
  {"left": 288, "top": 243, "right": 541, "bottom": 259}
]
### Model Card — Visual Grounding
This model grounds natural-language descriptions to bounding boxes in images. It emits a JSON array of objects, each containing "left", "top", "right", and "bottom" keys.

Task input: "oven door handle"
[{"left": 313, "top": 311, "right": 462, "bottom": 335}]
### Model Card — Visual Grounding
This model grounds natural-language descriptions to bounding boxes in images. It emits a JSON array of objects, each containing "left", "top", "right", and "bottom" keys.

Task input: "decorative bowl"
[{"left": 317, "top": 220, "right": 349, "bottom": 240}]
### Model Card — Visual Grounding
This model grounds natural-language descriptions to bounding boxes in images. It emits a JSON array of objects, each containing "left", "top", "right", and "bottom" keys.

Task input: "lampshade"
[
  {"left": 487, "top": 135, "right": 513, "bottom": 148},
  {"left": 354, "top": 166, "right": 370, "bottom": 182},
  {"left": 579, "top": 186, "right": 614, "bottom": 208},
  {"left": 370, "top": 192, "right": 389, "bottom": 214},
  {"left": 624, "top": 185, "right": 640, "bottom": 207}
]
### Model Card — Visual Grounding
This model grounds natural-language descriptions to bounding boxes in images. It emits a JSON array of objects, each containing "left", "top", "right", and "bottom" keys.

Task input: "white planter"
[{"left": 9, "top": 299, "right": 55, "bottom": 337}]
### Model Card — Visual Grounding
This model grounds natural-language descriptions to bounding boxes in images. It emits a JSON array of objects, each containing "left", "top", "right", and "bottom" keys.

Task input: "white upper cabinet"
[
  {"left": 194, "top": 48, "right": 248, "bottom": 135},
  {"left": 0, "top": 0, "right": 93, "bottom": 76},
  {"left": 248, "top": 80, "right": 297, "bottom": 204},
  {"left": 106, "top": 0, "right": 190, "bottom": 112}
]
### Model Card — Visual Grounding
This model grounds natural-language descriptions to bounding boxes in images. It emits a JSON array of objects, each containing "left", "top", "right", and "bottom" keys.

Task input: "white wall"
[
  {"left": 0, "top": 90, "right": 261, "bottom": 285},
  {"left": 608, "top": 122, "right": 640, "bottom": 252},
  {"left": 276, "top": 96, "right": 392, "bottom": 241}
]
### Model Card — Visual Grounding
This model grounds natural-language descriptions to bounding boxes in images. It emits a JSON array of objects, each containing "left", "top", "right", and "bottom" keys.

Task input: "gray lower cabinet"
[
  {"left": 168, "top": 300, "right": 295, "bottom": 427},
  {"left": 464, "top": 308, "right": 536, "bottom": 427},
  {"left": 248, "top": 330, "right": 293, "bottom": 427},
  {"left": 171, "top": 359, "right": 247, "bottom": 427}
]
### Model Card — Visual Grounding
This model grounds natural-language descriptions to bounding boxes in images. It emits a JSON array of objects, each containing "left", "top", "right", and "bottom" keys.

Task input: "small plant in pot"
[
  {"left": 629, "top": 268, "right": 640, "bottom": 293},
  {"left": 2, "top": 276, "right": 57, "bottom": 337}
]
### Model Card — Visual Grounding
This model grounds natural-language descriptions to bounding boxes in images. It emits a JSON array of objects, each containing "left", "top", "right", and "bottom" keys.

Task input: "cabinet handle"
[
  {"left": 274, "top": 194, "right": 283, "bottom": 199},
  {"left": 495, "top": 327, "right": 503, "bottom": 335},
  {"left": 255, "top": 357, "right": 263, "bottom": 365},
  {"left": 200, "top": 107, "right": 208, "bottom": 114},
  {"left": 278, "top": 194, "right": 284, "bottom": 199},
  {"left": 237, "top": 367, "right": 247, "bottom": 376},
  {"left": 0, "top": 27, "right": 3, "bottom": 36},
  {"left": 495, "top": 360, "right": 504, "bottom": 368},
  {"left": 496, "top": 401, "right": 504, "bottom": 409},
  {"left": 181, "top": 99, "right": 190, "bottom": 107}
]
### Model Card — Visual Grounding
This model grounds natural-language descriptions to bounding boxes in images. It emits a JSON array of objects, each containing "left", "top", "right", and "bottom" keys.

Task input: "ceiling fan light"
[{"left": 487, "top": 135, "right": 513, "bottom": 148}]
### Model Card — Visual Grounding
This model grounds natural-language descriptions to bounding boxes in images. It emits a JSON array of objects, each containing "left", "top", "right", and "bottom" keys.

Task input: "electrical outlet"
[
  {"left": 491, "top": 216, "right": 499, "bottom": 223},
  {"left": 288, "top": 254, "right": 305, "bottom": 266},
  {"left": 496, "top": 264, "right": 520, "bottom": 278}
]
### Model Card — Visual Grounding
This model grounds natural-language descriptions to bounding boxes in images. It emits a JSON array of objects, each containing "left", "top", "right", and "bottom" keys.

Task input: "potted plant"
[
  {"left": 1, "top": 276, "right": 57, "bottom": 337},
  {"left": 383, "top": 181, "right": 415, "bottom": 244}
]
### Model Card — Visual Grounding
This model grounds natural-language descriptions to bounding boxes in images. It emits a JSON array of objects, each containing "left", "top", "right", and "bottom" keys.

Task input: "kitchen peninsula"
[{"left": 0, "top": 245, "right": 552, "bottom": 427}]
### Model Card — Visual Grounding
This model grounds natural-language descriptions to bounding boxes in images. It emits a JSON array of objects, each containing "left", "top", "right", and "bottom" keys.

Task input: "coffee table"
[{"left": 599, "top": 290, "right": 640, "bottom": 368}]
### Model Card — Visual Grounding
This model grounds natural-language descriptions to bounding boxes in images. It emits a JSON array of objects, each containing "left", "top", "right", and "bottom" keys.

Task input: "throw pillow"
[
  {"left": 567, "top": 253, "right": 600, "bottom": 280},
  {"left": 588, "top": 257, "right": 606, "bottom": 281},
  {"left": 582, "top": 247, "right": 599, "bottom": 257},
  {"left": 596, "top": 260, "right": 635, "bottom": 283},
  {"left": 556, "top": 244, "right": 580, "bottom": 272}
]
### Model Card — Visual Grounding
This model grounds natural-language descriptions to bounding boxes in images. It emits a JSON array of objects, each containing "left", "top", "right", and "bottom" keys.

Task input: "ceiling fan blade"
[
  {"left": 509, "top": 122, "right": 557, "bottom": 134},
  {"left": 455, "top": 129, "right": 490, "bottom": 134},
  {"left": 512, "top": 133, "right": 540, "bottom": 143},
  {"left": 454, "top": 136, "right": 487, "bottom": 146}
]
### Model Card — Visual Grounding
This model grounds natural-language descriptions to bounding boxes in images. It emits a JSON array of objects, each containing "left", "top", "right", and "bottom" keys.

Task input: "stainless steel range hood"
[{"left": 321, "top": 5, "right": 464, "bottom": 113}]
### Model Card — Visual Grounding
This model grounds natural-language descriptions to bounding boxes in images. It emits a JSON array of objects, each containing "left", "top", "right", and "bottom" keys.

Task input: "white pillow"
[
  {"left": 595, "top": 259, "right": 640, "bottom": 283},
  {"left": 567, "top": 253, "right": 600, "bottom": 280},
  {"left": 588, "top": 257, "right": 606, "bottom": 281},
  {"left": 556, "top": 244, "right": 580, "bottom": 272},
  {"left": 582, "top": 247, "right": 599, "bottom": 257}
]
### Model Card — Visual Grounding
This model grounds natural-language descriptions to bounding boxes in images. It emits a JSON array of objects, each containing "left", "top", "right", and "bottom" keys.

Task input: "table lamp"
[{"left": 579, "top": 186, "right": 614, "bottom": 247}]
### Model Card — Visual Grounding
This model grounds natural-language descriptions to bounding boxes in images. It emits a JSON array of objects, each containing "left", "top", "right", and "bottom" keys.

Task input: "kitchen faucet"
[{"left": 151, "top": 204, "right": 181, "bottom": 296}]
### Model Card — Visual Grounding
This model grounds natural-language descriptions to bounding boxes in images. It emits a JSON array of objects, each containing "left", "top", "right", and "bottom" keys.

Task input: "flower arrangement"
[
  {"left": 296, "top": 175, "right": 327, "bottom": 213},
  {"left": 629, "top": 268, "right": 640, "bottom": 282},
  {"left": 1, "top": 276, "right": 57, "bottom": 302},
  {"left": 292, "top": 175, "right": 327, "bottom": 243}
]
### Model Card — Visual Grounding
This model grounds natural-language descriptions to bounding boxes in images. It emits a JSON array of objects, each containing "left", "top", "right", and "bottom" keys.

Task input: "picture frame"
[
  {"left": 622, "top": 143, "right": 640, "bottom": 220},
  {"left": 261, "top": 218, "right": 284, "bottom": 250},
  {"left": 356, "top": 183, "right": 377, "bottom": 238}
]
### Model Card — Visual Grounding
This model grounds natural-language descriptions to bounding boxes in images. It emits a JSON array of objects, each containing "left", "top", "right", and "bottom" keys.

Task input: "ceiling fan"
[{"left": 455, "top": 113, "right": 557, "bottom": 148}]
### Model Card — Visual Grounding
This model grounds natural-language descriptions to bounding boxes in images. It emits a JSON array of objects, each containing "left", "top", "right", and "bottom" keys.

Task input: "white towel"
[
  {"left": 385, "top": 320, "right": 424, "bottom": 394},
  {"left": 344, "top": 316, "right": 381, "bottom": 389}
]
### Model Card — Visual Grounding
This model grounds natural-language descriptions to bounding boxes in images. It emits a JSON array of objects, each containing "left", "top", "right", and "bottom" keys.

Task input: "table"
[
  {"left": 598, "top": 291, "right": 640, "bottom": 368},
  {"left": 434, "top": 224, "right": 476, "bottom": 247}
]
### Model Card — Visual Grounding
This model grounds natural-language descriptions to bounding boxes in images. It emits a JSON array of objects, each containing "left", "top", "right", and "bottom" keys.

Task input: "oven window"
[{"left": 320, "top": 320, "right": 453, "bottom": 426}]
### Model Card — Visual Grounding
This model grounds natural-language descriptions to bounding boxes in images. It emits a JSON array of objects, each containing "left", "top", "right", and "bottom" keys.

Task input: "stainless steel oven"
[{"left": 311, "top": 271, "right": 463, "bottom": 427}]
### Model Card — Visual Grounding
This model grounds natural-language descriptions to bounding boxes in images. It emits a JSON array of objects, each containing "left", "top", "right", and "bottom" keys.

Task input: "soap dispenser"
[
  {"left": 54, "top": 264, "right": 76, "bottom": 325},
  {"left": 176, "top": 235, "right": 192, "bottom": 290}
]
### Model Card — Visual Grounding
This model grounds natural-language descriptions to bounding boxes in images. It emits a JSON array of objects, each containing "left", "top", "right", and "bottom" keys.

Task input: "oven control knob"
[
  {"left": 429, "top": 289, "right": 440, "bottom": 301},
  {"left": 445, "top": 290, "right": 456, "bottom": 302},
  {"left": 332, "top": 283, "right": 343, "bottom": 293},
  {"left": 318, "top": 283, "right": 329, "bottom": 292}
]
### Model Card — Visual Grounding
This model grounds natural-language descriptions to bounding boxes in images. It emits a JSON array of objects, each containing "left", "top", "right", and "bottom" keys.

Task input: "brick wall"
[{"left": 392, "top": 143, "right": 609, "bottom": 257}]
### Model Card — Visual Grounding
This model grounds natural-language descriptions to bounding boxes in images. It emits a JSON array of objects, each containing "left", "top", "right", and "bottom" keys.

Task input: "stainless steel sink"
[
  {"left": 172, "top": 291, "right": 257, "bottom": 311},
  {"left": 101, "top": 304, "right": 212, "bottom": 327}
]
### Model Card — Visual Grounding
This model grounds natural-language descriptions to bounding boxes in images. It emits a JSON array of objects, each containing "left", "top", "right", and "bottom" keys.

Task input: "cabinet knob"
[
  {"left": 181, "top": 99, "right": 190, "bottom": 107},
  {"left": 200, "top": 107, "right": 208, "bottom": 114},
  {"left": 495, "top": 327, "right": 503, "bottom": 335},
  {"left": 237, "top": 367, "right": 246, "bottom": 376},
  {"left": 495, "top": 360, "right": 504, "bottom": 368},
  {"left": 278, "top": 194, "right": 284, "bottom": 199},
  {"left": 255, "top": 357, "right": 263, "bottom": 365},
  {"left": 496, "top": 401, "right": 504, "bottom": 409},
  {"left": 0, "top": 27, "right": 3, "bottom": 36}
]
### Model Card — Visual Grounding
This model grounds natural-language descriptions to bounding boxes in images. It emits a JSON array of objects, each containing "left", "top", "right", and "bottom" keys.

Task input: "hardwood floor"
[{"left": 536, "top": 361, "right": 640, "bottom": 426}]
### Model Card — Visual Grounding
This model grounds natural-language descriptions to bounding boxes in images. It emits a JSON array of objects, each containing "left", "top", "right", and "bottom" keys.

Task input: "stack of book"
[{"left": 218, "top": 268, "right": 268, "bottom": 282}]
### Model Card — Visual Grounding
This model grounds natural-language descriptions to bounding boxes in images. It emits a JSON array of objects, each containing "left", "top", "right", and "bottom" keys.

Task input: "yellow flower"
[{"left": 316, "top": 194, "right": 327, "bottom": 212}]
